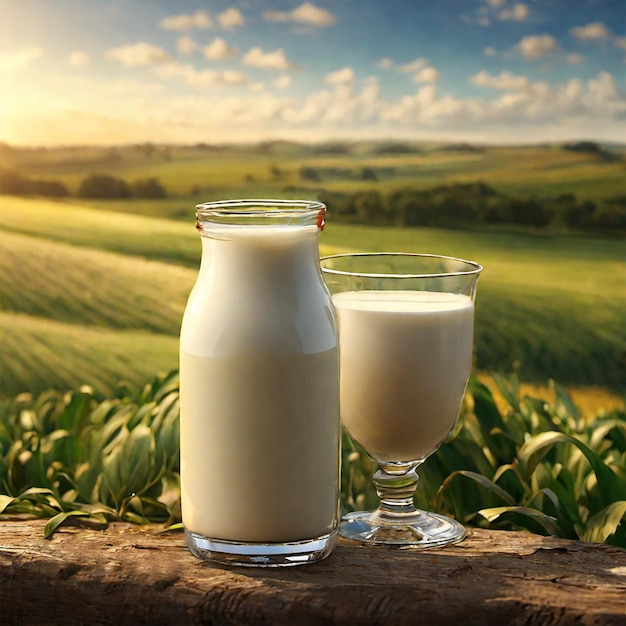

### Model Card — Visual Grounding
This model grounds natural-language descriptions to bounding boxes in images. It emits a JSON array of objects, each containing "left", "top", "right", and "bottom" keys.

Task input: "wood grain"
[{"left": 0, "top": 521, "right": 624, "bottom": 625}]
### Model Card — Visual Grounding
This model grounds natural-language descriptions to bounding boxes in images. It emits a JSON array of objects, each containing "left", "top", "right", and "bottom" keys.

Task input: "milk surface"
[
  {"left": 333, "top": 290, "right": 474, "bottom": 463},
  {"left": 180, "top": 225, "right": 340, "bottom": 543}
]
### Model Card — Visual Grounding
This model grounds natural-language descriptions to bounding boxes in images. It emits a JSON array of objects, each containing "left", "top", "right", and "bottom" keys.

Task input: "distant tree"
[
  {"left": 78, "top": 174, "right": 132, "bottom": 198},
  {"left": 360, "top": 167, "right": 378, "bottom": 181},
  {"left": 131, "top": 177, "right": 167, "bottom": 198},
  {"left": 269, "top": 165, "right": 284, "bottom": 180},
  {"left": 317, "top": 189, "right": 353, "bottom": 217},
  {"left": 594, "top": 198, "right": 626, "bottom": 232},
  {"left": 563, "top": 199, "right": 596, "bottom": 229},
  {"left": 372, "top": 142, "right": 417, "bottom": 154},
  {"left": 564, "top": 141, "right": 603, "bottom": 155},
  {"left": 30, "top": 179, "right": 69, "bottom": 197},
  {"left": 0, "top": 168, "right": 29, "bottom": 194},
  {"left": 507, "top": 198, "right": 551, "bottom": 227},
  {"left": 299, "top": 166, "right": 320, "bottom": 182},
  {"left": 350, "top": 190, "right": 384, "bottom": 223},
  {"left": 387, "top": 189, "right": 434, "bottom": 226}
]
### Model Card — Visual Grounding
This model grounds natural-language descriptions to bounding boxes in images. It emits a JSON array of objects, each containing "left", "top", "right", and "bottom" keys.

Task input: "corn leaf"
[
  {"left": 478, "top": 505, "right": 561, "bottom": 536},
  {"left": 583, "top": 501, "right": 626, "bottom": 546}
]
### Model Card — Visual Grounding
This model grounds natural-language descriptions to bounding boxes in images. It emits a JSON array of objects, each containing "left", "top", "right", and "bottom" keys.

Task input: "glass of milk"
[
  {"left": 180, "top": 200, "right": 341, "bottom": 566},
  {"left": 321, "top": 252, "right": 482, "bottom": 547}
]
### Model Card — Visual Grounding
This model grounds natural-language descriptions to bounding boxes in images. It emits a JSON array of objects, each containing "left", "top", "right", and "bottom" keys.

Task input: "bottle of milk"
[{"left": 179, "top": 199, "right": 340, "bottom": 567}]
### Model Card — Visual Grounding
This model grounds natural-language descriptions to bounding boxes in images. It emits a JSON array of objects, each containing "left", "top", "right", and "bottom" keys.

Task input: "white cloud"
[
  {"left": 499, "top": 3, "right": 529, "bottom": 22},
  {"left": 69, "top": 51, "right": 91, "bottom": 68},
  {"left": 243, "top": 47, "right": 294, "bottom": 70},
  {"left": 484, "top": 46, "right": 497, "bottom": 57},
  {"left": 283, "top": 76, "right": 382, "bottom": 125},
  {"left": 397, "top": 57, "right": 428, "bottom": 73},
  {"left": 566, "top": 52, "right": 584, "bottom": 64},
  {"left": 274, "top": 75, "right": 292, "bottom": 89},
  {"left": 160, "top": 10, "right": 212, "bottom": 31},
  {"left": 515, "top": 34, "right": 559, "bottom": 60},
  {"left": 177, "top": 37, "right": 198, "bottom": 54},
  {"left": 0, "top": 47, "right": 42, "bottom": 71},
  {"left": 476, "top": 16, "right": 491, "bottom": 27},
  {"left": 571, "top": 22, "right": 610, "bottom": 41},
  {"left": 155, "top": 62, "right": 248, "bottom": 87},
  {"left": 615, "top": 36, "right": 626, "bottom": 51},
  {"left": 325, "top": 67, "right": 354, "bottom": 86},
  {"left": 106, "top": 43, "right": 171, "bottom": 68},
  {"left": 203, "top": 38, "right": 238, "bottom": 61},
  {"left": 486, "top": 0, "right": 505, "bottom": 7},
  {"left": 7, "top": 65, "right": 625, "bottom": 145},
  {"left": 377, "top": 57, "right": 393, "bottom": 70},
  {"left": 414, "top": 66, "right": 440, "bottom": 84},
  {"left": 263, "top": 2, "right": 336, "bottom": 27},
  {"left": 217, "top": 8, "right": 245, "bottom": 29},
  {"left": 471, "top": 70, "right": 530, "bottom": 90},
  {"left": 587, "top": 71, "right": 618, "bottom": 101}
]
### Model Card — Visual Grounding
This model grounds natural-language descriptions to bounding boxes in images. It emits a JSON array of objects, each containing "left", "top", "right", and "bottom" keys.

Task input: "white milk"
[
  {"left": 333, "top": 290, "right": 474, "bottom": 463},
  {"left": 180, "top": 224, "right": 340, "bottom": 543}
]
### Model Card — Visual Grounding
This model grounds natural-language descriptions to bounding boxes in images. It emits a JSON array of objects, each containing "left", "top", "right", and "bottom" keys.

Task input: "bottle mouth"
[{"left": 196, "top": 199, "right": 326, "bottom": 233}]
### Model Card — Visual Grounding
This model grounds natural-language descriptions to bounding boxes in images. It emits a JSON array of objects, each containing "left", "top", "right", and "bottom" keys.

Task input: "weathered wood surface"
[{"left": 0, "top": 521, "right": 624, "bottom": 625}]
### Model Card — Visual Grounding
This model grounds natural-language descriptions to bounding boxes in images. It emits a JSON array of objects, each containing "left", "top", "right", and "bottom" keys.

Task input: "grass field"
[{"left": 0, "top": 194, "right": 624, "bottom": 406}]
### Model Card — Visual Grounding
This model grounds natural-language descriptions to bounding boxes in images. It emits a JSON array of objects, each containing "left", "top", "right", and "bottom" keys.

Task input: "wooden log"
[{"left": 0, "top": 520, "right": 624, "bottom": 625}]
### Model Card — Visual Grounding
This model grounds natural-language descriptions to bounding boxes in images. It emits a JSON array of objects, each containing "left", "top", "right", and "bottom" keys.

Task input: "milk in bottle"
[{"left": 179, "top": 200, "right": 340, "bottom": 567}]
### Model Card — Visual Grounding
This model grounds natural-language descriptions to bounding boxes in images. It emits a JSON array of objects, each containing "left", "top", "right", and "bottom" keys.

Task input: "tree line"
[
  {"left": 308, "top": 182, "right": 625, "bottom": 233},
  {"left": 1, "top": 166, "right": 623, "bottom": 233},
  {"left": 0, "top": 169, "right": 166, "bottom": 199}
]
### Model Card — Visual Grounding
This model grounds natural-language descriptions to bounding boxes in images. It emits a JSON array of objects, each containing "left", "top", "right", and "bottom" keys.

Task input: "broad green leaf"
[
  {"left": 0, "top": 495, "right": 14, "bottom": 514},
  {"left": 583, "top": 501, "right": 626, "bottom": 545},
  {"left": 440, "top": 470, "right": 516, "bottom": 505},
  {"left": 478, "top": 505, "right": 561, "bottom": 536},
  {"left": 44, "top": 510, "right": 91, "bottom": 539},
  {"left": 519, "top": 431, "right": 621, "bottom": 508}
]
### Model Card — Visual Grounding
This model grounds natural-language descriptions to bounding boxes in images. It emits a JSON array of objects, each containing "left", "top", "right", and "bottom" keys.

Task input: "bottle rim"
[
  {"left": 196, "top": 198, "right": 325, "bottom": 218},
  {"left": 196, "top": 199, "right": 326, "bottom": 235}
]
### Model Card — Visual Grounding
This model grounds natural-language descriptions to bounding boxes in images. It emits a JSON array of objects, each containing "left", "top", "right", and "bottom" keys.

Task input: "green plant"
[
  {"left": 0, "top": 372, "right": 180, "bottom": 537},
  {"left": 343, "top": 375, "right": 626, "bottom": 546},
  {"left": 1, "top": 371, "right": 624, "bottom": 545}
]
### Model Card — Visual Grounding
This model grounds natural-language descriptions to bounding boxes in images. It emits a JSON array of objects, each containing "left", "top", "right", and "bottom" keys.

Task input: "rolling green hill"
[{"left": 0, "top": 195, "right": 624, "bottom": 399}]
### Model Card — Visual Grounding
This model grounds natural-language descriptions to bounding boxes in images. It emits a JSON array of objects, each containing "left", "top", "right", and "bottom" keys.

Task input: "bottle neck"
[{"left": 198, "top": 225, "right": 322, "bottom": 283}]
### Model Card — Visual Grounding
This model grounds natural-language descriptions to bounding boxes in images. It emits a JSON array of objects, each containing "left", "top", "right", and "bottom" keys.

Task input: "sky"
[{"left": 0, "top": 0, "right": 625, "bottom": 146}]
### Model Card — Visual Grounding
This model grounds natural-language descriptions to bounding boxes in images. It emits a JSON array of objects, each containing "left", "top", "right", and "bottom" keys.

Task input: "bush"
[
  {"left": 594, "top": 199, "right": 626, "bottom": 232},
  {"left": 78, "top": 174, "right": 132, "bottom": 199},
  {"left": 0, "top": 168, "right": 29, "bottom": 194},
  {"left": 299, "top": 166, "right": 320, "bottom": 182},
  {"left": 131, "top": 177, "right": 166, "bottom": 199},
  {"left": 29, "top": 179, "right": 69, "bottom": 197},
  {"left": 0, "top": 168, "right": 68, "bottom": 197}
]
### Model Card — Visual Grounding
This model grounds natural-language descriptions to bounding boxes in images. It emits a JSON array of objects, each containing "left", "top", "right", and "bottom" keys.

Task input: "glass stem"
[{"left": 373, "top": 465, "right": 420, "bottom": 521}]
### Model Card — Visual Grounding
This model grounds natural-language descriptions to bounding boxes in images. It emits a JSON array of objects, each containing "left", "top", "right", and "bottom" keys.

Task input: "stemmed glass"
[{"left": 320, "top": 253, "right": 482, "bottom": 547}]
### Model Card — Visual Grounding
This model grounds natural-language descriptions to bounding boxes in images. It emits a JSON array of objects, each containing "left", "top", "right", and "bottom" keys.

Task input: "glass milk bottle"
[{"left": 179, "top": 199, "right": 340, "bottom": 567}]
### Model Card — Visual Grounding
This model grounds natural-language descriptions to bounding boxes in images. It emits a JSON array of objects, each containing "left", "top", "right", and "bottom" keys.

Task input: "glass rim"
[
  {"left": 320, "top": 252, "right": 483, "bottom": 279},
  {"left": 196, "top": 198, "right": 325, "bottom": 220}
]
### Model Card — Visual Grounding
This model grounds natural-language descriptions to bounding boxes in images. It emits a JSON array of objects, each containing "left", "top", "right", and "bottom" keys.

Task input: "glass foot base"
[
  {"left": 185, "top": 529, "right": 337, "bottom": 567},
  {"left": 339, "top": 510, "right": 466, "bottom": 548}
]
